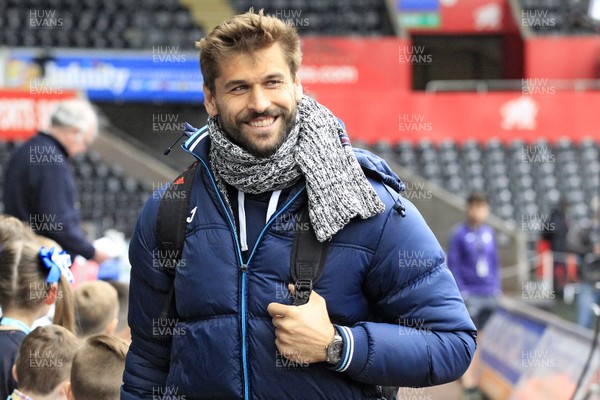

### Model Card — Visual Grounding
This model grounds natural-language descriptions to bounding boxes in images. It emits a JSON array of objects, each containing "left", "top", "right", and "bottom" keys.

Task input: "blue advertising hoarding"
[
  {"left": 397, "top": 0, "right": 439, "bottom": 12},
  {"left": 396, "top": 0, "right": 440, "bottom": 28},
  {"left": 4, "top": 48, "right": 204, "bottom": 103}
]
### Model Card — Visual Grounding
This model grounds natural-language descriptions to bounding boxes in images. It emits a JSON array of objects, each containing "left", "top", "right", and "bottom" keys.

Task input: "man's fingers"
[{"left": 287, "top": 284, "right": 324, "bottom": 305}]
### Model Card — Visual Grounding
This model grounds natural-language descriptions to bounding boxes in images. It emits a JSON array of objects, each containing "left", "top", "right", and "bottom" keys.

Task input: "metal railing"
[{"left": 425, "top": 79, "right": 600, "bottom": 93}]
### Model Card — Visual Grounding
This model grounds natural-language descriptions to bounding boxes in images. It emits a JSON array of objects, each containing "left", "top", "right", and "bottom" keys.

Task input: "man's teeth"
[{"left": 248, "top": 117, "right": 275, "bottom": 127}]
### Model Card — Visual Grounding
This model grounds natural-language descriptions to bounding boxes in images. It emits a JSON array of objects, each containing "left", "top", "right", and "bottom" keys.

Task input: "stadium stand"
[
  {"left": 519, "top": 0, "right": 598, "bottom": 34},
  {"left": 377, "top": 138, "right": 600, "bottom": 242},
  {"left": 0, "top": 0, "right": 204, "bottom": 49},
  {"left": 229, "top": 0, "right": 393, "bottom": 35}
]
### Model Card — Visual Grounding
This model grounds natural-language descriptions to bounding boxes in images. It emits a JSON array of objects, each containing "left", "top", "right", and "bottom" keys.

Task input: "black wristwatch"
[{"left": 326, "top": 333, "right": 343, "bottom": 365}]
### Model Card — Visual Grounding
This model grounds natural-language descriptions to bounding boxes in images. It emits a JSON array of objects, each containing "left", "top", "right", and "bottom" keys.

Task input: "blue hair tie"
[{"left": 39, "top": 247, "right": 74, "bottom": 284}]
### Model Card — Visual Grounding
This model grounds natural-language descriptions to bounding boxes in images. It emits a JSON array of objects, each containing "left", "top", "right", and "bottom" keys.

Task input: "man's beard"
[{"left": 217, "top": 105, "right": 297, "bottom": 158}]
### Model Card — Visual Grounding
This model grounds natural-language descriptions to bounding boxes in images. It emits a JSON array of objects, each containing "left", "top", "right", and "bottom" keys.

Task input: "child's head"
[
  {"left": 0, "top": 240, "right": 74, "bottom": 328},
  {"left": 466, "top": 191, "right": 490, "bottom": 227},
  {"left": 13, "top": 325, "right": 79, "bottom": 398},
  {"left": 74, "top": 281, "right": 119, "bottom": 337},
  {"left": 67, "top": 334, "right": 129, "bottom": 400},
  {"left": 107, "top": 280, "right": 131, "bottom": 342},
  {"left": 0, "top": 214, "right": 36, "bottom": 245}
]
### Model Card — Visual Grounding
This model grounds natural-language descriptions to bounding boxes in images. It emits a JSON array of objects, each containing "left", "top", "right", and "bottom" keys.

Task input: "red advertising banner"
[
  {"left": 0, "top": 89, "right": 79, "bottom": 140},
  {"left": 526, "top": 36, "right": 600, "bottom": 79},
  {"left": 297, "top": 39, "right": 600, "bottom": 145},
  {"left": 299, "top": 37, "right": 412, "bottom": 93},
  {"left": 299, "top": 38, "right": 600, "bottom": 143},
  {"left": 324, "top": 90, "right": 600, "bottom": 145}
]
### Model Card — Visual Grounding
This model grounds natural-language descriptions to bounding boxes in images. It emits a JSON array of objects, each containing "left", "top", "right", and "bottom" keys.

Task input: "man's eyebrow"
[
  {"left": 223, "top": 79, "right": 249, "bottom": 90},
  {"left": 264, "top": 73, "right": 286, "bottom": 81},
  {"left": 222, "top": 73, "right": 287, "bottom": 90}
]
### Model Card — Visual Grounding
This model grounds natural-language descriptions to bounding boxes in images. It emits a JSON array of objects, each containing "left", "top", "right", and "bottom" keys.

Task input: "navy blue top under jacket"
[
  {"left": 3, "top": 132, "right": 95, "bottom": 259},
  {"left": 121, "top": 131, "right": 477, "bottom": 400},
  {"left": 0, "top": 329, "right": 25, "bottom": 400}
]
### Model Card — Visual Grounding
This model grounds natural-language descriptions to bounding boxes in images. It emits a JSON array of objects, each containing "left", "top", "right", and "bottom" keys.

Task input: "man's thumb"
[{"left": 288, "top": 283, "right": 322, "bottom": 305}]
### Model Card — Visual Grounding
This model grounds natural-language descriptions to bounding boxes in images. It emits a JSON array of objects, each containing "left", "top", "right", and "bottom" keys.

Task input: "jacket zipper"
[
  {"left": 184, "top": 145, "right": 304, "bottom": 400},
  {"left": 240, "top": 188, "right": 304, "bottom": 399}
]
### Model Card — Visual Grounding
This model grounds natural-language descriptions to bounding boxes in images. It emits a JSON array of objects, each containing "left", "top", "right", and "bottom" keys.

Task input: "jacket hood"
[
  {"left": 354, "top": 148, "right": 405, "bottom": 193},
  {"left": 180, "top": 123, "right": 405, "bottom": 194}
]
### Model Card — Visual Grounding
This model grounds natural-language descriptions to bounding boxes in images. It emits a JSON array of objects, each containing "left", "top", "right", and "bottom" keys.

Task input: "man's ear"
[
  {"left": 12, "top": 364, "right": 18, "bottom": 383},
  {"left": 203, "top": 85, "right": 218, "bottom": 116},
  {"left": 293, "top": 75, "right": 303, "bottom": 102}
]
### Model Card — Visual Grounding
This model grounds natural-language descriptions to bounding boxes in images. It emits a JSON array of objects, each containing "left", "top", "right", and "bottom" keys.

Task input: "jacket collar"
[
  {"left": 181, "top": 124, "right": 210, "bottom": 162},
  {"left": 39, "top": 131, "right": 69, "bottom": 158}
]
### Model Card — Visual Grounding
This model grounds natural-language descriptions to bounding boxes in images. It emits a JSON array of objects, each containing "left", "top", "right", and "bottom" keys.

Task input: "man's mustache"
[{"left": 240, "top": 109, "right": 281, "bottom": 122}]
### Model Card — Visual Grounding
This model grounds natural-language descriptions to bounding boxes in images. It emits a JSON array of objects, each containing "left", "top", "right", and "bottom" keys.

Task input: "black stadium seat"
[
  {"left": 231, "top": 0, "right": 392, "bottom": 35},
  {"left": 368, "top": 139, "right": 600, "bottom": 234},
  {"left": 518, "top": 0, "right": 596, "bottom": 35},
  {"left": 1, "top": 0, "right": 205, "bottom": 49}
]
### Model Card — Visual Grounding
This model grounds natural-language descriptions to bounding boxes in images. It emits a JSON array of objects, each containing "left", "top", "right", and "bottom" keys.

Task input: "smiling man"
[
  {"left": 122, "top": 10, "right": 476, "bottom": 400},
  {"left": 203, "top": 44, "right": 300, "bottom": 158}
]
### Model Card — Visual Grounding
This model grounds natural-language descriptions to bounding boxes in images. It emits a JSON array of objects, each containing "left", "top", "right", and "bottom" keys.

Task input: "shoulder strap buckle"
[{"left": 290, "top": 204, "right": 328, "bottom": 306}]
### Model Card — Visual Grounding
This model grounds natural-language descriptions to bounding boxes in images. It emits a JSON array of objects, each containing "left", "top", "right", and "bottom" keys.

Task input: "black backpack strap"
[
  {"left": 290, "top": 203, "right": 329, "bottom": 306},
  {"left": 156, "top": 161, "right": 198, "bottom": 320}
]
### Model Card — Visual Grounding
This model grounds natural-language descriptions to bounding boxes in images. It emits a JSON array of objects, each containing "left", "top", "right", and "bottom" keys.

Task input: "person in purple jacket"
[{"left": 448, "top": 191, "right": 501, "bottom": 400}]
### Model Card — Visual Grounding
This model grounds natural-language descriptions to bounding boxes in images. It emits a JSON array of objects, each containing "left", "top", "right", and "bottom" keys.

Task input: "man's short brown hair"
[
  {"left": 70, "top": 334, "right": 129, "bottom": 400},
  {"left": 74, "top": 280, "right": 119, "bottom": 337},
  {"left": 196, "top": 9, "right": 302, "bottom": 94},
  {"left": 467, "top": 191, "right": 489, "bottom": 205},
  {"left": 14, "top": 325, "right": 79, "bottom": 395}
]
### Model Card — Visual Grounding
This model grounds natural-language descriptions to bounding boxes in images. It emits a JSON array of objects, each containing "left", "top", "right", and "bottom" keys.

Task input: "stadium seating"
[
  {"left": 378, "top": 138, "right": 600, "bottom": 239},
  {"left": 229, "top": 0, "right": 392, "bottom": 35},
  {"left": 8, "top": 134, "right": 596, "bottom": 246},
  {"left": 519, "top": 0, "right": 597, "bottom": 34},
  {"left": 0, "top": 0, "right": 204, "bottom": 49},
  {"left": 0, "top": 0, "right": 392, "bottom": 49}
]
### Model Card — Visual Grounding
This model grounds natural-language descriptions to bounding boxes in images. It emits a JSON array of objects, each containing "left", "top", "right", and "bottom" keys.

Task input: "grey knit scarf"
[{"left": 209, "top": 96, "right": 384, "bottom": 242}]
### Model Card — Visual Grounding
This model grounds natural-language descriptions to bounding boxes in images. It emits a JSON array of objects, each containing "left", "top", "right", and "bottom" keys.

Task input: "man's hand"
[
  {"left": 93, "top": 247, "right": 113, "bottom": 264},
  {"left": 267, "top": 284, "right": 336, "bottom": 364}
]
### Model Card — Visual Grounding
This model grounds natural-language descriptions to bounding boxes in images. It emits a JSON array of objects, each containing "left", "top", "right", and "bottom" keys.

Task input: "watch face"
[{"left": 327, "top": 337, "right": 343, "bottom": 364}]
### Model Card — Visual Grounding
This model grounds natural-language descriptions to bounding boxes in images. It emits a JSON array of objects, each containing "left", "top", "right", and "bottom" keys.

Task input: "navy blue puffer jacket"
[{"left": 122, "top": 130, "right": 476, "bottom": 400}]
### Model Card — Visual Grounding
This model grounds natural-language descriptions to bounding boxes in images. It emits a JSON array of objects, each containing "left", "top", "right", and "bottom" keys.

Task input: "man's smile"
[{"left": 246, "top": 116, "right": 278, "bottom": 128}]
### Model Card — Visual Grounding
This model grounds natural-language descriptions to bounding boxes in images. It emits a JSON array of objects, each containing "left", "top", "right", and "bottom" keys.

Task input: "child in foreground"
[
  {"left": 8, "top": 324, "right": 79, "bottom": 400},
  {"left": 67, "top": 334, "right": 129, "bottom": 400},
  {"left": 73, "top": 281, "right": 119, "bottom": 338},
  {"left": 0, "top": 216, "right": 75, "bottom": 398}
]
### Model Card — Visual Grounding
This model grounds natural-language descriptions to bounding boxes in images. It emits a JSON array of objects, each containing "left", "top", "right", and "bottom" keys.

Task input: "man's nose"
[{"left": 247, "top": 86, "right": 271, "bottom": 113}]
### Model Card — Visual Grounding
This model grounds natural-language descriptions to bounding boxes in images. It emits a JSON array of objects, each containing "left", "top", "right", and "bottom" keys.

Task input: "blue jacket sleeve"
[
  {"left": 121, "top": 192, "right": 175, "bottom": 399},
  {"left": 335, "top": 199, "right": 476, "bottom": 387},
  {"left": 34, "top": 162, "right": 96, "bottom": 259}
]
